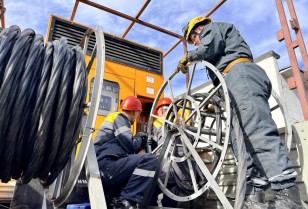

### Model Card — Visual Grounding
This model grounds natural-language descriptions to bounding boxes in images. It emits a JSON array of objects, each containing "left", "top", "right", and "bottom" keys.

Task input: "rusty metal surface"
[
  {"left": 70, "top": 0, "right": 226, "bottom": 57},
  {"left": 275, "top": 0, "right": 308, "bottom": 120},
  {"left": 70, "top": 0, "right": 79, "bottom": 21},
  {"left": 0, "top": 0, "right": 5, "bottom": 28},
  {"left": 121, "top": 0, "right": 151, "bottom": 38},
  {"left": 163, "top": 0, "right": 227, "bottom": 57},
  {"left": 78, "top": 0, "right": 182, "bottom": 39},
  {"left": 70, "top": 0, "right": 227, "bottom": 110}
]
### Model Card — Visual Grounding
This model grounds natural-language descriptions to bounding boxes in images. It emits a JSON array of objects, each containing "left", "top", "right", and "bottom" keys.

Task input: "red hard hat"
[
  {"left": 155, "top": 97, "right": 172, "bottom": 113},
  {"left": 121, "top": 96, "right": 142, "bottom": 111}
]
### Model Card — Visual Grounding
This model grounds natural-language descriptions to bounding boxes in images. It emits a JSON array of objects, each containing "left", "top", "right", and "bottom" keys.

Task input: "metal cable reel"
[
  {"left": 270, "top": 91, "right": 308, "bottom": 209},
  {"left": 146, "top": 60, "right": 297, "bottom": 208},
  {"left": 147, "top": 61, "right": 232, "bottom": 205},
  {"left": 46, "top": 27, "right": 107, "bottom": 208},
  {"left": 270, "top": 90, "right": 292, "bottom": 151}
]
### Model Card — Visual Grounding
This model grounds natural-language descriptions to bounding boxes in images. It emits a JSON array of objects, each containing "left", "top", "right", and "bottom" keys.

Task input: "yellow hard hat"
[{"left": 183, "top": 16, "right": 212, "bottom": 44}]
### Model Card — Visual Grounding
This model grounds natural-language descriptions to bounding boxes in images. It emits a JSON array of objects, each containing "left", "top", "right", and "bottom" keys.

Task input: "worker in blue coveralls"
[
  {"left": 148, "top": 97, "right": 177, "bottom": 207},
  {"left": 94, "top": 96, "right": 158, "bottom": 209},
  {"left": 177, "top": 16, "right": 303, "bottom": 209},
  {"left": 149, "top": 97, "right": 173, "bottom": 152}
]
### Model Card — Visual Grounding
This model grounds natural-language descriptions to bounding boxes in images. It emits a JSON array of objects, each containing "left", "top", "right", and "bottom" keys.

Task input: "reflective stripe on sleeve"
[
  {"left": 132, "top": 168, "right": 155, "bottom": 177},
  {"left": 115, "top": 126, "right": 131, "bottom": 136},
  {"left": 102, "top": 121, "right": 114, "bottom": 130}
]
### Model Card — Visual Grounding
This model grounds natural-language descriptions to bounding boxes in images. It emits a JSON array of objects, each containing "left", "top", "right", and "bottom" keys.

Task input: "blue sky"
[{"left": 4, "top": 0, "right": 308, "bottom": 95}]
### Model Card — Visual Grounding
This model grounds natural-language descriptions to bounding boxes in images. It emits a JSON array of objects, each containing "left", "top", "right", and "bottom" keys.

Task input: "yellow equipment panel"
[{"left": 46, "top": 15, "right": 165, "bottom": 137}]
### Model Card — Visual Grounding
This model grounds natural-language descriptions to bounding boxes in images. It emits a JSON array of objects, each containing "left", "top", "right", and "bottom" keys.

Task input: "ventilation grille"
[{"left": 48, "top": 16, "right": 162, "bottom": 74}]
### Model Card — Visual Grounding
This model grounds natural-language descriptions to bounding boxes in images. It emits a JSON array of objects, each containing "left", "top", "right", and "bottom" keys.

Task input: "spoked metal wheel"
[
  {"left": 147, "top": 61, "right": 232, "bottom": 206},
  {"left": 47, "top": 27, "right": 107, "bottom": 208},
  {"left": 270, "top": 89, "right": 292, "bottom": 151}
]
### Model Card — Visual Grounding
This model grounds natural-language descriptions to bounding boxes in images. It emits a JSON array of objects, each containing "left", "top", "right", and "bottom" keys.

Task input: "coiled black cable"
[
  {"left": 41, "top": 46, "right": 87, "bottom": 186},
  {"left": 0, "top": 28, "right": 34, "bottom": 181},
  {"left": 22, "top": 42, "right": 54, "bottom": 184},
  {"left": 31, "top": 38, "right": 68, "bottom": 180},
  {"left": 0, "top": 26, "right": 20, "bottom": 179},
  {"left": 7, "top": 34, "right": 45, "bottom": 181},
  {"left": 39, "top": 42, "right": 75, "bottom": 180},
  {"left": 11, "top": 35, "right": 45, "bottom": 180},
  {"left": 0, "top": 25, "right": 87, "bottom": 186}
]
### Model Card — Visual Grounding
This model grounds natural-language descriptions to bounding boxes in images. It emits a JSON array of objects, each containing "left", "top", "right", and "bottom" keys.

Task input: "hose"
[{"left": 0, "top": 25, "right": 87, "bottom": 186}]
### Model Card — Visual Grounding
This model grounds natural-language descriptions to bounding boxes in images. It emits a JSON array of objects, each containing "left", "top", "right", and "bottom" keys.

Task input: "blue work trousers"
[
  {"left": 224, "top": 62, "right": 296, "bottom": 193},
  {"left": 99, "top": 153, "right": 157, "bottom": 203}
]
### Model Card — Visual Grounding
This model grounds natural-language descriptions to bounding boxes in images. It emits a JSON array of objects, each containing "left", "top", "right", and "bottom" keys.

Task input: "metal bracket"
[{"left": 287, "top": 77, "right": 297, "bottom": 89}]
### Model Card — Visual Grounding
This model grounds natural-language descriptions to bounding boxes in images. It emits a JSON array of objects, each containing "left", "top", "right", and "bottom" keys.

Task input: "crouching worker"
[{"left": 94, "top": 96, "right": 158, "bottom": 209}]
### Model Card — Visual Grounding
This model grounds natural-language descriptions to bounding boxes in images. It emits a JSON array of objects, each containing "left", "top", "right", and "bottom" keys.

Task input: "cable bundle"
[{"left": 0, "top": 25, "right": 87, "bottom": 186}]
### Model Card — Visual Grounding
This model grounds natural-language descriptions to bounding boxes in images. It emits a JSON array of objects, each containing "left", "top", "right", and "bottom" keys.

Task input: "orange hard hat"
[
  {"left": 155, "top": 97, "right": 172, "bottom": 113},
  {"left": 121, "top": 96, "right": 142, "bottom": 111}
]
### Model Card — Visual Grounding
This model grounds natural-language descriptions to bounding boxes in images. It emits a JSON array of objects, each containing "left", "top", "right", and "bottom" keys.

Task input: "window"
[
  {"left": 105, "top": 85, "right": 112, "bottom": 92},
  {"left": 112, "top": 86, "right": 119, "bottom": 93},
  {"left": 90, "top": 79, "right": 120, "bottom": 116},
  {"left": 99, "top": 96, "right": 111, "bottom": 111}
]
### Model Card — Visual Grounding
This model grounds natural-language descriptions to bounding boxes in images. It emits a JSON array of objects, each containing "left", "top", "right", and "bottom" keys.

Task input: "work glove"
[
  {"left": 177, "top": 52, "right": 189, "bottom": 74},
  {"left": 148, "top": 138, "right": 158, "bottom": 151},
  {"left": 135, "top": 132, "right": 148, "bottom": 150}
]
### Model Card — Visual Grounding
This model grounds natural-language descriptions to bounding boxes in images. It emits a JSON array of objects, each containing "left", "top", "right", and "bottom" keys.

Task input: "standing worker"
[
  {"left": 178, "top": 16, "right": 303, "bottom": 209},
  {"left": 94, "top": 96, "right": 158, "bottom": 209}
]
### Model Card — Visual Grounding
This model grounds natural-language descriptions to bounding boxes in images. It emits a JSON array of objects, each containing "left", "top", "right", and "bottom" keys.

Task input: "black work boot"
[
  {"left": 244, "top": 190, "right": 268, "bottom": 209},
  {"left": 268, "top": 185, "right": 304, "bottom": 209},
  {"left": 113, "top": 199, "right": 138, "bottom": 209}
]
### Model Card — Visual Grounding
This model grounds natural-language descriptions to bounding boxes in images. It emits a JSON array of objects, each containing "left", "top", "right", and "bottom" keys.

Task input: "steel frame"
[
  {"left": 69, "top": 0, "right": 226, "bottom": 58},
  {"left": 275, "top": 0, "right": 308, "bottom": 120},
  {"left": 0, "top": 0, "right": 5, "bottom": 28},
  {"left": 69, "top": 0, "right": 226, "bottom": 95}
]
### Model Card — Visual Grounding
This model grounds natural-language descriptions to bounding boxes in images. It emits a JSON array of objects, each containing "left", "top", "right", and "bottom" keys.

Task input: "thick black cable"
[
  {"left": 0, "top": 25, "right": 87, "bottom": 187},
  {"left": 26, "top": 38, "right": 68, "bottom": 180},
  {"left": 41, "top": 46, "right": 87, "bottom": 186},
  {"left": 0, "top": 26, "right": 20, "bottom": 87},
  {"left": 39, "top": 47, "right": 75, "bottom": 180},
  {"left": 21, "top": 42, "right": 54, "bottom": 184},
  {"left": 0, "top": 28, "right": 35, "bottom": 182},
  {"left": 0, "top": 26, "right": 20, "bottom": 179},
  {"left": 10, "top": 35, "right": 45, "bottom": 180}
]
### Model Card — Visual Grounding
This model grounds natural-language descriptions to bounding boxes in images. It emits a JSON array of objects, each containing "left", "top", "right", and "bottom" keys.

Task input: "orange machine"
[{"left": 45, "top": 15, "right": 164, "bottom": 136}]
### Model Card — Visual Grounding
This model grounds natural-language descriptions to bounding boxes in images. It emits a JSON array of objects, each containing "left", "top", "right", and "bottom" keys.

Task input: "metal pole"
[
  {"left": 275, "top": 0, "right": 308, "bottom": 120},
  {"left": 78, "top": 0, "right": 182, "bottom": 39},
  {"left": 121, "top": 0, "right": 151, "bottom": 38},
  {"left": 0, "top": 0, "right": 5, "bottom": 28},
  {"left": 70, "top": 0, "right": 79, "bottom": 21},
  {"left": 163, "top": 0, "right": 227, "bottom": 57},
  {"left": 286, "top": 0, "right": 308, "bottom": 74},
  {"left": 54, "top": 27, "right": 106, "bottom": 207}
]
